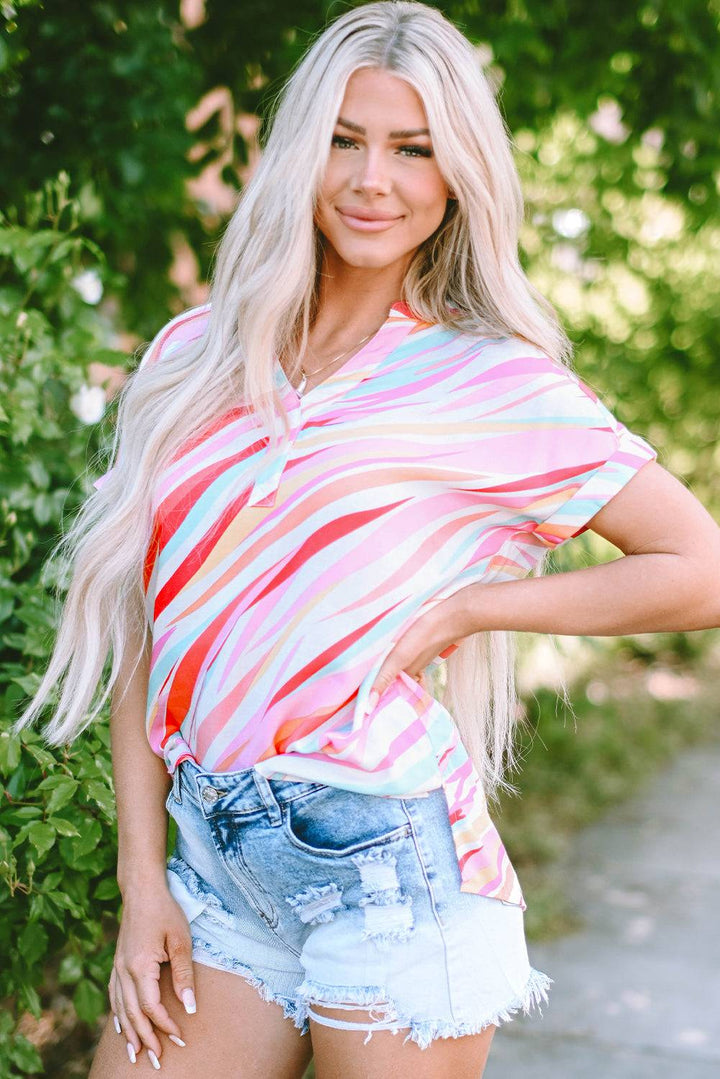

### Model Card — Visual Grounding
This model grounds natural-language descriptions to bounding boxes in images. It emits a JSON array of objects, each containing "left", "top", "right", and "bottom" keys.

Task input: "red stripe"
[
  {"left": 250, "top": 498, "right": 411, "bottom": 611},
  {"left": 269, "top": 604, "right": 402, "bottom": 708},
  {"left": 164, "top": 593, "right": 247, "bottom": 726}
]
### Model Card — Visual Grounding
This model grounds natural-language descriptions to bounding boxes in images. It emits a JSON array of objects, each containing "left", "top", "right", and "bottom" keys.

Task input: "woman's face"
[{"left": 314, "top": 67, "right": 453, "bottom": 277}]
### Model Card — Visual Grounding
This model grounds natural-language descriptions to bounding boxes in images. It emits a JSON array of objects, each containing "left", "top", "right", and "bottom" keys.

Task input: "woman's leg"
[
  {"left": 310, "top": 1007, "right": 495, "bottom": 1079},
  {"left": 89, "top": 959, "right": 313, "bottom": 1078}
]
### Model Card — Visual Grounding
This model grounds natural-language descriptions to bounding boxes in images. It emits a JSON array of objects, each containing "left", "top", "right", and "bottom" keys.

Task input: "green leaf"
[
  {"left": 24, "top": 742, "right": 58, "bottom": 769},
  {"left": 9, "top": 674, "right": 45, "bottom": 697},
  {"left": 26, "top": 459, "right": 50, "bottom": 489},
  {"left": 8, "top": 806, "right": 43, "bottom": 821},
  {"left": 73, "top": 978, "right": 106, "bottom": 1025},
  {"left": 93, "top": 877, "right": 119, "bottom": 900},
  {"left": 47, "top": 236, "right": 80, "bottom": 265},
  {"left": 70, "top": 817, "right": 102, "bottom": 858},
  {"left": 85, "top": 779, "right": 115, "bottom": 816},
  {"left": 58, "top": 953, "right": 83, "bottom": 985},
  {"left": 48, "top": 815, "right": 80, "bottom": 837},
  {"left": 40, "top": 871, "right": 62, "bottom": 891},
  {"left": 26, "top": 821, "right": 56, "bottom": 857},
  {"left": 45, "top": 776, "right": 79, "bottom": 813},
  {"left": 6, "top": 763, "right": 28, "bottom": 799},
  {"left": 8, "top": 1033, "right": 43, "bottom": 1073},
  {"left": 19, "top": 982, "right": 41, "bottom": 1019},
  {"left": 46, "top": 890, "right": 84, "bottom": 918},
  {"left": 37, "top": 774, "right": 70, "bottom": 790},
  {"left": 31, "top": 492, "right": 55, "bottom": 525},
  {"left": 18, "top": 922, "right": 48, "bottom": 966},
  {"left": 0, "top": 731, "right": 22, "bottom": 773}
]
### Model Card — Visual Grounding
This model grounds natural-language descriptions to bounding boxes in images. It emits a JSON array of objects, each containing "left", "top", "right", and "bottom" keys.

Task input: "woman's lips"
[{"left": 336, "top": 208, "right": 403, "bottom": 232}]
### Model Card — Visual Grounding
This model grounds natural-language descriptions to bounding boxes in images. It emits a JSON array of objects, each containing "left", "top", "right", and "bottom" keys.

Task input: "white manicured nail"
[
  {"left": 113, "top": 1013, "right": 121, "bottom": 1034},
  {"left": 182, "top": 988, "right": 196, "bottom": 1014},
  {"left": 126, "top": 1042, "right": 136, "bottom": 1064},
  {"left": 148, "top": 1049, "right": 161, "bottom": 1070},
  {"left": 169, "top": 1034, "right": 186, "bottom": 1047}
]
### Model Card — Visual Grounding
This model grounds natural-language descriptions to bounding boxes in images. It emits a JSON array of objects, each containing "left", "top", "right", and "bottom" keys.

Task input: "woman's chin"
[{"left": 328, "top": 241, "right": 415, "bottom": 273}]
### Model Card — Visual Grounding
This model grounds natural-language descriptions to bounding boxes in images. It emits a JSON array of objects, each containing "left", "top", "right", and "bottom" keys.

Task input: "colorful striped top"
[{"left": 95, "top": 300, "right": 658, "bottom": 909}]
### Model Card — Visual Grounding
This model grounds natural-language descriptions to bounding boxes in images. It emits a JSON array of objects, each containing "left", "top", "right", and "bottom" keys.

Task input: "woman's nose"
[{"left": 352, "top": 149, "right": 392, "bottom": 195}]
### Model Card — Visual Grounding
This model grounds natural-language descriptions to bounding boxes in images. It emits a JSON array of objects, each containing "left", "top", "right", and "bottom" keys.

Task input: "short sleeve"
[
  {"left": 504, "top": 351, "right": 658, "bottom": 551},
  {"left": 136, "top": 301, "right": 212, "bottom": 373},
  {"left": 91, "top": 303, "right": 212, "bottom": 491}
]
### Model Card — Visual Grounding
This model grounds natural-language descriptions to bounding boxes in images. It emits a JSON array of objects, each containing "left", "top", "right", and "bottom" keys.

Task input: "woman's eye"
[
  {"left": 330, "top": 135, "right": 432, "bottom": 158},
  {"left": 331, "top": 135, "right": 355, "bottom": 149},
  {"left": 399, "top": 145, "right": 433, "bottom": 158}
]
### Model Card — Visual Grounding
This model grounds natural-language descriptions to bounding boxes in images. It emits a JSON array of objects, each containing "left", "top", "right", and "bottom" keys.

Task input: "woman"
[{"left": 15, "top": 2, "right": 720, "bottom": 1076}]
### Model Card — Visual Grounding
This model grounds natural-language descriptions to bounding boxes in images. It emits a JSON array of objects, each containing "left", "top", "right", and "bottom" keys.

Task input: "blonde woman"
[{"left": 16, "top": 2, "right": 720, "bottom": 1076}]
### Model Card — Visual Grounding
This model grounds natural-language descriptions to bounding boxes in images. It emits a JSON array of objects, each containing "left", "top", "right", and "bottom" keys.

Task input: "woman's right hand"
[{"left": 109, "top": 881, "right": 197, "bottom": 1067}]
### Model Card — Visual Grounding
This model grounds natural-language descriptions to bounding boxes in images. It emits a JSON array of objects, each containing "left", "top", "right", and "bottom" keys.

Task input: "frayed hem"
[
  {"left": 298, "top": 977, "right": 399, "bottom": 1038},
  {"left": 190, "top": 940, "right": 310, "bottom": 1035},
  {"left": 488, "top": 965, "right": 554, "bottom": 1025},
  {"left": 297, "top": 978, "right": 392, "bottom": 1010},
  {"left": 398, "top": 965, "right": 554, "bottom": 1051},
  {"left": 299, "top": 966, "right": 553, "bottom": 1050}
]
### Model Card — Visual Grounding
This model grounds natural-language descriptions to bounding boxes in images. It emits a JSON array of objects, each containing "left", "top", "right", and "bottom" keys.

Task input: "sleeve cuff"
[{"left": 533, "top": 428, "right": 658, "bottom": 548}]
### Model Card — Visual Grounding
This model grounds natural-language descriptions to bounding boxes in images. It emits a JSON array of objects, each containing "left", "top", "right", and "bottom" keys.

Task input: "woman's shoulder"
[
  {"left": 138, "top": 301, "right": 212, "bottom": 371},
  {"left": 453, "top": 326, "right": 572, "bottom": 375},
  {"left": 448, "top": 329, "right": 610, "bottom": 417}
]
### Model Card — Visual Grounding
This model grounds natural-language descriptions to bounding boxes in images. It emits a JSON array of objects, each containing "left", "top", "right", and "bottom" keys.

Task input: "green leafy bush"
[
  {"left": 0, "top": 173, "right": 129, "bottom": 1076},
  {"left": 1, "top": 0, "right": 203, "bottom": 337}
]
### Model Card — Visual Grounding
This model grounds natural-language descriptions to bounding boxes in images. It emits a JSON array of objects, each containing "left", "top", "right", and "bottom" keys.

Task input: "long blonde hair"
[{"left": 14, "top": 0, "right": 572, "bottom": 798}]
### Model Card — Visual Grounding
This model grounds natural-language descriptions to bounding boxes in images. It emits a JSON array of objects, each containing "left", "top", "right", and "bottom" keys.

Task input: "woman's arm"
[
  {"left": 109, "top": 617, "right": 196, "bottom": 1066},
  {"left": 367, "top": 462, "right": 720, "bottom": 704},
  {"left": 111, "top": 622, "right": 171, "bottom": 897}
]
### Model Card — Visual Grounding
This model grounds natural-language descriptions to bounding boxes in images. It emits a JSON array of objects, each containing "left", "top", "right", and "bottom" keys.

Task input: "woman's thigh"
[
  {"left": 310, "top": 1011, "right": 496, "bottom": 1079},
  {"left": 88, "top": 960, "right": 313, "bottom": 1079}
]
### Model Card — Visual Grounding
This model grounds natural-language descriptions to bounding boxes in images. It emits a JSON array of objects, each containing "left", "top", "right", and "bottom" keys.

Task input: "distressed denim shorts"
[{"left": 164, "top": 757, "right": 552, "bottom": 1050}]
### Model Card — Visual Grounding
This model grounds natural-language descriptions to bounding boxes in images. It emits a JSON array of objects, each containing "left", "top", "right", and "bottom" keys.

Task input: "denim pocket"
[{"left": 282, "top": 786, "right": 412, "bottom": 858}]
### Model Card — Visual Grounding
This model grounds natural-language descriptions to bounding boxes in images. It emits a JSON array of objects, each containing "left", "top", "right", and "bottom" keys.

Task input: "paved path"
[{"left": 485, "top": 742, "right": 720, "bottom": 1078}]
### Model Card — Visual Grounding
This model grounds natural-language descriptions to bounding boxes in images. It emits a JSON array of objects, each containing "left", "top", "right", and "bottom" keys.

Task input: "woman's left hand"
[{"left": 366, "top": 593, "right": 469, "bottom": 712}]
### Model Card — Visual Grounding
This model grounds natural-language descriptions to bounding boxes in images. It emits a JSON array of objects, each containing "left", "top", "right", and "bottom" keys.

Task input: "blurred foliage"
[
  {"left": 1, "top": 0, "right": 719, "bottom": 1073},
  {"left": 456, "top": 0, "right": 720, "bottom": 223},
  {"left": 516, "top": 109, "right": 720, "bottom": 508},
  {"left": 0, "top": 0, "right": 203, "bottom": 336}
]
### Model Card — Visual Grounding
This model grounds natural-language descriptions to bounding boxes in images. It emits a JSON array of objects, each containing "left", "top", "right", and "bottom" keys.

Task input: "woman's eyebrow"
[{"left": 337, "top": 116, "right": 430, "bottom": 138}]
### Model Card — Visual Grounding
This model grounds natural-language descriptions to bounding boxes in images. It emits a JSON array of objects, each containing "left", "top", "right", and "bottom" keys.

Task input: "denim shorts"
[{"left": 164, "top": 757, "right": 552, "bottom": 1050}]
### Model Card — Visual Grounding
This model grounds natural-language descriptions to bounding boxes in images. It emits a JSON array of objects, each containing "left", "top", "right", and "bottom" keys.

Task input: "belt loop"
[
  {"left": 252, "top": 770, "right": 282, "bottom": 826},
  {"left": 171, "top": 762, "right": 183, "bottom": 804}
]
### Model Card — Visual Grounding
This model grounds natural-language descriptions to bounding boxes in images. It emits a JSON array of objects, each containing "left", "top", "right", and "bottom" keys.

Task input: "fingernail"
[
  {"left": 182, "top": 988, "right": 196, "bottom": 1014},
  {"left": 168, "top": 1034, "right": 186, "bottom": 1047},
  {"left": 113, "top": 1013, "right": 121, "bottom": 1034},
  {"left": 365, "top": 689, "right": 379, "bottom": 714},
  {"left": 148, "top": 1049, "right": 161, "bottom": 1070},
  {"left": 126, "top": 1042, "right": 136, "bottom": 1064}
]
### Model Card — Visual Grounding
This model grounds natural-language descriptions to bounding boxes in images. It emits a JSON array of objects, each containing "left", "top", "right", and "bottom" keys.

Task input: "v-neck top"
[{"left": 94, "top": 300, "right": 658, "bottom": 909}]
